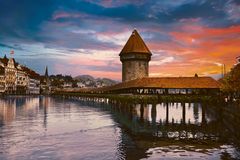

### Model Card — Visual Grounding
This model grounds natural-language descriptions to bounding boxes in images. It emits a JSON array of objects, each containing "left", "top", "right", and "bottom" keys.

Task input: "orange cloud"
[
  {"left": 148, "top": 25, "right": 240, "bottom": 77},
  {"left": 53, "top": 25, "right": 240, "bottom": 80}
]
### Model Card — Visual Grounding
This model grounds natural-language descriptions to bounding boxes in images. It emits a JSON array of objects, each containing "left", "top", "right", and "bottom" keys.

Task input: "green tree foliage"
[
  {"left": 221, "top": 64, "right": 240, "bottom": 97},
  {"left": 49, "top": 74, "right": 74, "bottom": 88}
]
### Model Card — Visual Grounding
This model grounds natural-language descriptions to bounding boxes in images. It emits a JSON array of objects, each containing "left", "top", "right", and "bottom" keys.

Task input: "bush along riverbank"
[{"left": 52, "top": 92, "right": 224, "bottom": 104}]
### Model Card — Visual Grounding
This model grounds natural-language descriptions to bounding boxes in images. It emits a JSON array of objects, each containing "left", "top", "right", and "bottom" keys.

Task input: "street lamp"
[{"left": 215, "top": 62, "right": 226, "bottom": 78}]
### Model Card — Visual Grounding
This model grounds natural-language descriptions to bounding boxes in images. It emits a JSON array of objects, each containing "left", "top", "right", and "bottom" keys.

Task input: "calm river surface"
[{"left": 0, "top": 96, "right": 240, "bottom": 160}]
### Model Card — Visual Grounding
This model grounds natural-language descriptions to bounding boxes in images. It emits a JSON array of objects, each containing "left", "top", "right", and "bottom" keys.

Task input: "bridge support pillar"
[
  {"left": 151, "top": 103, "right": 157, "bottom": 124},
  {"left": 182, "top": 103, "right": 186, "bottom": 124},
  {"left": 166, "top": 103, "right": 169, "bottom": 124}
]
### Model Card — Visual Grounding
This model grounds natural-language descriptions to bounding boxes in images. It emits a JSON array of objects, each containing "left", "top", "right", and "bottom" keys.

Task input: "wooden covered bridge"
[{"left": 57, "top": 76, "right": 220, "bottom": 95}]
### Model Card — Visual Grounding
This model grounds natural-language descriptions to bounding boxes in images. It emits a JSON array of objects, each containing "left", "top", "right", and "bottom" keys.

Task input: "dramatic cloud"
[{"left": 0, "top": 0, "right": 239, "bottom": 80}]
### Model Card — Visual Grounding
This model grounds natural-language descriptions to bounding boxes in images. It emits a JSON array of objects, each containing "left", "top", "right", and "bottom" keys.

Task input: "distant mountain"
[
  {"left": 74, "top": 75, "right": 118, "bottom": 87},
  {"left": 75, "top": 75, "right": 95, "bottom": 82},
  {"left": 96, "top": 78, "right": 118, "bottom": 86}
]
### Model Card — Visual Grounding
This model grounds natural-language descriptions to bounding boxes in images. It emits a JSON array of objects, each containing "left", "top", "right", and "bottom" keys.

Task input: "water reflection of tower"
[
  {"left": 44, "top": 66, "right": 50, "bottom": 94},
  {"left": 39, "top": 96, "right": 50, "bottom": 128},
  {"left": 117, "top": 129, "right": 148, "bottom": 160},
  {"left": 112, "top": 104, "right": 149, "bottom": 160}
]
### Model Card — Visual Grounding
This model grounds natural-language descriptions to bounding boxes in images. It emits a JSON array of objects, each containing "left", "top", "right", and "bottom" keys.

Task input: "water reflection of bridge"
[
  {"left": 74, "top": 98, "right": 231, "bottom": 159},
  {"left": 134, "top": 103, "right": 206, "bottom": 125},
  {"left": 73, "top": 97, "right": 225, "bottom": 142},
  {"left": 110, "top": 102, "right": 222, "bottom": 140},
  {"left": 0, "top": 96, "right": 225, "bottom": 141}
]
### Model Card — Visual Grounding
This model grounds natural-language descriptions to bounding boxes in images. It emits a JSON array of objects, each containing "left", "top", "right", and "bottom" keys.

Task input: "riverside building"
[{"left": 0, "top": 55, "right": 40, "bottom": 95}]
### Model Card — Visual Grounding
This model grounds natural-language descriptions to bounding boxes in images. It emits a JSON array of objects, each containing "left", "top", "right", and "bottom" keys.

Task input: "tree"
[{"left": 221, "top": 64, "right": 240, "bottom": 98}]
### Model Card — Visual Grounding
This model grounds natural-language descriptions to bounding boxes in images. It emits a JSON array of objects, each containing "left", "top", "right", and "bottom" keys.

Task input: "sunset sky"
[{"left": 0, "top": 0, "right": 239, "bottom": 80}]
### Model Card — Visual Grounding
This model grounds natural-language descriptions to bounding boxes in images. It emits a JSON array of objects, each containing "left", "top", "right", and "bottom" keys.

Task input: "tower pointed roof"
[
  {"left": 120, "top": 29, "right": 151, "bottom": 56},
  {"left": 45, "top": 66, "right": 49, "bottom": 77}
]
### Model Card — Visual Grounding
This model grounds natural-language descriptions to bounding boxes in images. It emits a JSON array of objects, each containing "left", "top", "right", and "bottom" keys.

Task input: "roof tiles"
[
  {"left": 104, "top": 77, "right": 221, "bottom": 91},
  {"left": 120, "top": 29, "right": 151, "bottom": 55}
]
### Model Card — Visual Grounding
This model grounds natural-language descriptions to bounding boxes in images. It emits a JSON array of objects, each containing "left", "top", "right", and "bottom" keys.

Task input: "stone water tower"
[{"left": 119, "top": 29, "right": 152, "bottom": 82}]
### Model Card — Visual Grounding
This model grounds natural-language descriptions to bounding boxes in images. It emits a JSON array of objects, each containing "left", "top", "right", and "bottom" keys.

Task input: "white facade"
[
  {"left": 63, "top": 82, "right": 72, "bottom": 88},
  {"left": 77, "top": 82, "right": 85, "bottom": 88},
  {"left": 16, "top": 65, "right": 28, "bottom": 86},
  {"left": 17, "top": 71, "right": 28, "bottom": 86},
  {"left": 28, "top": 78, "right": 40, "bottom": 94},
  {"left": 16, "top": 65, "right": 29, "bottom": 94}
]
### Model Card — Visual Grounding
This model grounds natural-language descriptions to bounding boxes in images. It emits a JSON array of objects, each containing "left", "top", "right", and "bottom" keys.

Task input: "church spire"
[{"left": 45, "top": 66, "right": 48, "bottom": 77}]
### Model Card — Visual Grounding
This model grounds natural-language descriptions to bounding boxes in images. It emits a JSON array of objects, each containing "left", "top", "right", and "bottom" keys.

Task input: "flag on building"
[{"left": 10, "top": 50, "right": 14, "bottom": 55}]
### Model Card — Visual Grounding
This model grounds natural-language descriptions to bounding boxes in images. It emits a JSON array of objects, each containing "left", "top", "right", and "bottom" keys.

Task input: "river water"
[{"left": 0, "top": 96, "right": 239, "bottom": 160}]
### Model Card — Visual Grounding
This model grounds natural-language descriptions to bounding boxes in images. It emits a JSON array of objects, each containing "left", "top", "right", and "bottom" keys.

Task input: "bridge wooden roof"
[
  {"left": 60, "top": 77, "right": 220, "bottom": 93},
  {"left": 102, "top": 77, "right": 220, "bottom": 91},
  {"left": 119, "top": 29, "right": 151, "bottom": 56}
]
